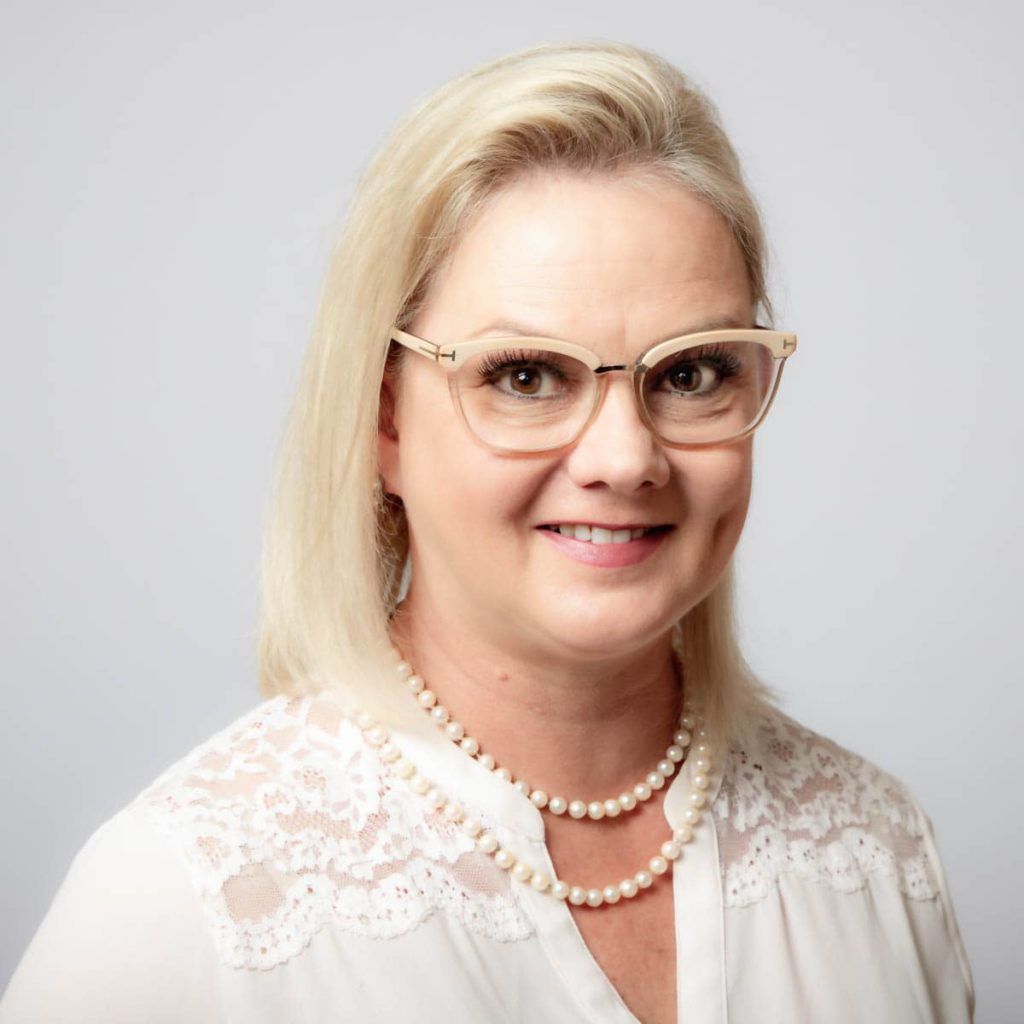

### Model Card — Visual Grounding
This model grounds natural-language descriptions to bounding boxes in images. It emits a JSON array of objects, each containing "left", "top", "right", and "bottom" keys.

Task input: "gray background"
[{"left": 2, "top": 1, "right": 1020, "bottom": 1016}]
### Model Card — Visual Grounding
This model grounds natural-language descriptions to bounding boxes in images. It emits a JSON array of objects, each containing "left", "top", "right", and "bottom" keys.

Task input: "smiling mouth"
[{"left": 537, "top": 524, "right": 672, "bottom": 544}]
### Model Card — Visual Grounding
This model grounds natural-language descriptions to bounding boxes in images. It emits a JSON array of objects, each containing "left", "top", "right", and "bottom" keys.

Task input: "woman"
[{"left": 1, "top": 41, "right": 974, "bottom": 1023}]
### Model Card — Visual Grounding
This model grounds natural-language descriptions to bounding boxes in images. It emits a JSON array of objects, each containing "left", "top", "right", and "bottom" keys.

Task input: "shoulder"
[
  {"left": 1, "top": 803, "right": 220, "bottom": 1023},
  {"left": 713, "top": 703, "right": 940, "bottom": 906},
  {"left": 128, "top": 691, "right": 370, "bottom": 839},
  {"left": 125, "top": 691, "right": 529, "bottom": 969},
  {"left": 128, "top": 691, "right": 393, "bottom": 870}
]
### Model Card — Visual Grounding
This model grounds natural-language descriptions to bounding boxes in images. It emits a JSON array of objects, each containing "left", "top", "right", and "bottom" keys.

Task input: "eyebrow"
[{"left": 468, "top": 314, "right": 753, "bottom": 341}]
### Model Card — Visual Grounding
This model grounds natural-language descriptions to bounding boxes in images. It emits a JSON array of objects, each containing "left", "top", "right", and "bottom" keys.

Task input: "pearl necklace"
[
  {"left": 389, "top": 643, "right": 708, "bottom": 821},
  {"left": 349, "top": 646, "right": 715, "bottom": 909}
]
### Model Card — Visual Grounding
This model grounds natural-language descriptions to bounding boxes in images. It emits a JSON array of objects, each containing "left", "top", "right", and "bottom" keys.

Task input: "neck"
[{"left": 387, "top": 598, "right": 683, "bottom": 801}]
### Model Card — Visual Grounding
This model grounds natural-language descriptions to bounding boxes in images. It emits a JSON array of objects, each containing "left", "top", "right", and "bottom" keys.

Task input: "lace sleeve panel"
[
  {"left": 712, "top": 707, "right": 942, "bottom": 908},
  {"left": 128, "top": 695, "right": 532, "bottom": 971}
]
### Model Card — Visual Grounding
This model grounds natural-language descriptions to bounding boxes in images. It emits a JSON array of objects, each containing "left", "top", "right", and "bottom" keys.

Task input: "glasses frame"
[{"left": 388, "top": 324, "right": 798, "bottom": 456}]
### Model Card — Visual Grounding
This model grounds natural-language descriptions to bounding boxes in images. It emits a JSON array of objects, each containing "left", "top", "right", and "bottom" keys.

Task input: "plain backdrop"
[{"left": 2, "top": 1, "right": 1020, "bottom": 1017}]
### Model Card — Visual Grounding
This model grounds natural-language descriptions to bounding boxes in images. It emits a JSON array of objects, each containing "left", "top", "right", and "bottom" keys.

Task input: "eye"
[
  {"left": 653, "top": 345, "right": 743, "bottom": 397},
  {"left": 474, "top": 349, "right": 572, "bottom": 399},
  {"left": 664, "top": 360, "right": 718, "bottom": 395}
]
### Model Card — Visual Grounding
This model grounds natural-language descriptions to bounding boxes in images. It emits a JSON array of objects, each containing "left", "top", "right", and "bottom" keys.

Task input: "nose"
[{"left": 563, "top": 371, "right": 671, "bottom": 492}]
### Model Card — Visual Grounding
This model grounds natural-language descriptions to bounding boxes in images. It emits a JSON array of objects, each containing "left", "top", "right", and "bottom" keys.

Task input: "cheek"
[
  {"left": 664, "top": 446, "right": 752, "bottom": 600},
  {"left": 397, "top": 379, "right": 544, "bottom": 538},
  {"left": 676, "top": 443, "right": 753, "bottom": 542}
]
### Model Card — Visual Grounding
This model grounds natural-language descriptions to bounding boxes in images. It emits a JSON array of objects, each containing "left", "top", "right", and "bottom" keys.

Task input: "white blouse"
[{"left": 1, "top": 681, "right": 976, "bottom": 1023}]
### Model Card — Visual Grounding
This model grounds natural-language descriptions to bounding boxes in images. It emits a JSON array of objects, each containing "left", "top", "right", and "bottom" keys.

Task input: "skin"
[{"left": 378, "top": 166, "right": 755, "bottom": 805}]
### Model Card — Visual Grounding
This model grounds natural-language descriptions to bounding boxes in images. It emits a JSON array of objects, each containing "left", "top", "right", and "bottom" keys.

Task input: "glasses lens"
[
  {"left": 453, "top": 345, "right": 595, "bottom": 451},
  {"left": 643, "top": 341, "right": 775, "bottom": 444}
]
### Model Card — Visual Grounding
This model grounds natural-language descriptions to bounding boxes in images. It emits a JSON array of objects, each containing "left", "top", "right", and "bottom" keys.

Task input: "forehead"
[{"left": 419, "top": 169, "right": 753, "bottom": 346}]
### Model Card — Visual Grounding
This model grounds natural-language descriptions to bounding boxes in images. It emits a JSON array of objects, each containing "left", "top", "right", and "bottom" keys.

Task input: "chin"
[{"left": 533, "top": 603, "right": 673, "bottom": 656}]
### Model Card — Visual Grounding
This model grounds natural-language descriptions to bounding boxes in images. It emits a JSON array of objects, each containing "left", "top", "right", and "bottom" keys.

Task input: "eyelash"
[
  {"left": 474, "top": 345, "right": 743, "bottom": 390},
  {"left": 476, "top": 348, "right": 571, "bottom": 384}
]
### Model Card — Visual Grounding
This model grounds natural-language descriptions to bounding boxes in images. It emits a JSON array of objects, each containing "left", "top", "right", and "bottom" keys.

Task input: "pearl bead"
[
  {"left": 512, "top": 861, "right": 532, "bottom": 882},
  {"left": 674, "top": 823, "right": 693, "bottom": 843},
  {"left": 494, "top": 849, "right": 514, "bottom": 870},
  {"left": 619, "top": 878, "right": 639, "bottom": 899},
  {"left": 660, "top": 840, "right": 682, "bottom": 860},
  {"left": 386, "top": 651, "right": 718, "bottom": 913},
  {"left": 356, "top": 711, "right": 376, "bottom": 729}
]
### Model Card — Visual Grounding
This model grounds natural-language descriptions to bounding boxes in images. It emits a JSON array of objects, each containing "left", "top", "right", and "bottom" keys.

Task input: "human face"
[{"left": 378, "top": 169, "right": 755, "bottom": 662}]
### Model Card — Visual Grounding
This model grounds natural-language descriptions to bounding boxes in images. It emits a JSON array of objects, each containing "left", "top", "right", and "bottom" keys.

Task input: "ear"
[{"left": 377, "top": 370, "right": 402, "bottom": 498}]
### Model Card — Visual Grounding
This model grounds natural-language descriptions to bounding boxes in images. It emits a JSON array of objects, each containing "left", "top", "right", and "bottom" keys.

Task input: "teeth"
[{"left": 553, "top": 524, "right": 652, "bottom": 544}]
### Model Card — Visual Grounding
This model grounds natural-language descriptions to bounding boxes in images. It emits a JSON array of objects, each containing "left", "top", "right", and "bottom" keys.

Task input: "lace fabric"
[
  {"left": 131, "top": 695, "right": 533, "bottom": 971},
  {"left": 713, "top": 708, "right": 938, "bottom": 908},
  {"left": 130, "top": 693, "right": 939, "bottom": 971}
]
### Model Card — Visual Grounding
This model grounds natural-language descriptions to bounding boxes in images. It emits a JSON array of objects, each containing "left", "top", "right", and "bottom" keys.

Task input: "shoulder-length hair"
[{"left": 257, "top": 40, "right": 783, "bottom": 754}]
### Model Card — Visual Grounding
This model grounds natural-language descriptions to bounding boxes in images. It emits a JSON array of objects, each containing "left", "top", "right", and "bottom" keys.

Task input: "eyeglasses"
[{"left": 388, "top": 324, "right": 798, "bottom": 455}]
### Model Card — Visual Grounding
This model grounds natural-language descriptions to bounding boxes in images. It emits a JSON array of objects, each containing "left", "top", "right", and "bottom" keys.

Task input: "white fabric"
[{"left": 1, "top": 685, "right": 976, "bottom": 1022}]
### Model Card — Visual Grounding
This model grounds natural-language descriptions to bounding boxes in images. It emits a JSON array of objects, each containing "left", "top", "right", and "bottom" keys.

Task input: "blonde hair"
[{"left": 257, "top": 40, "right": 783, "bottom": 754}]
